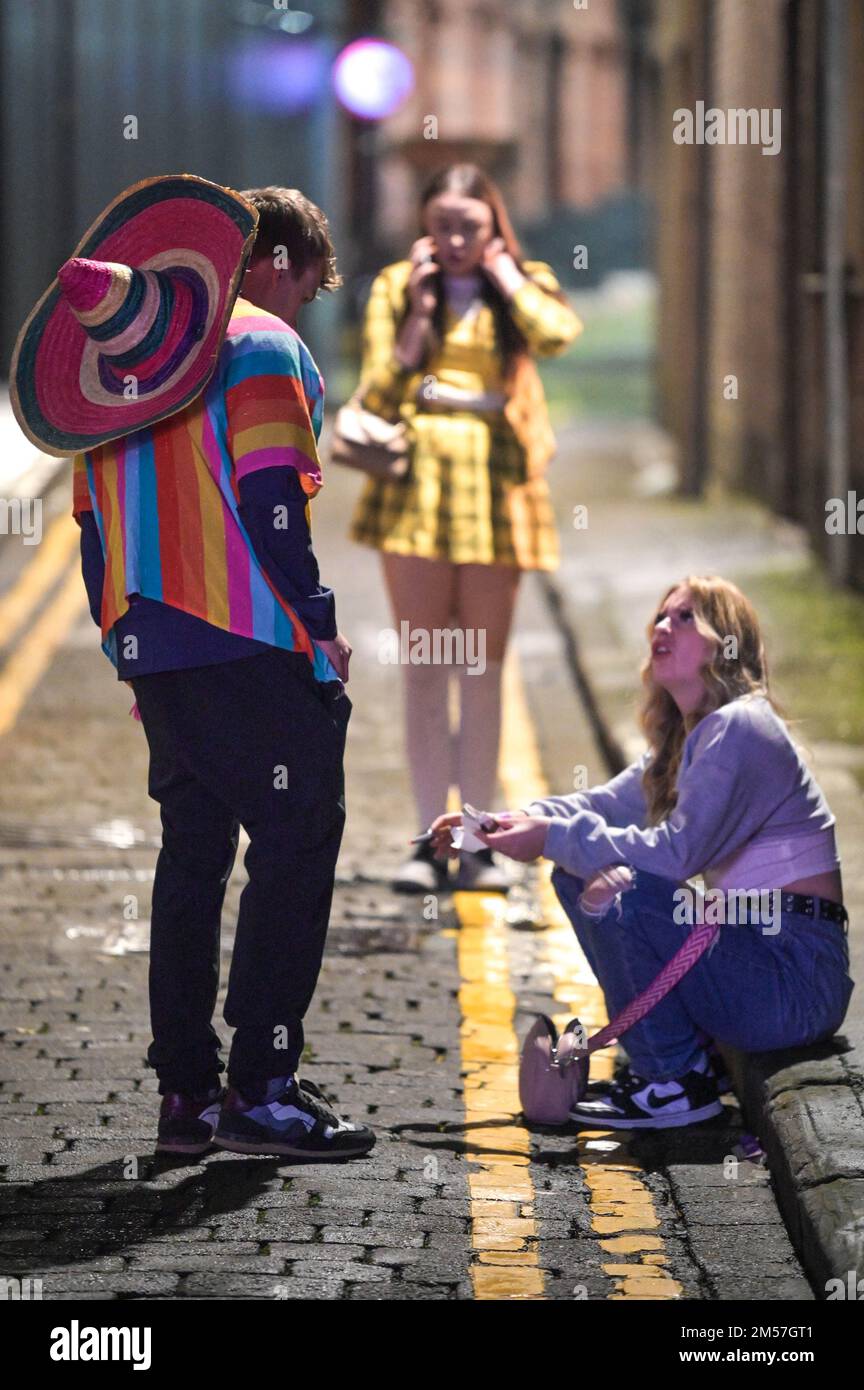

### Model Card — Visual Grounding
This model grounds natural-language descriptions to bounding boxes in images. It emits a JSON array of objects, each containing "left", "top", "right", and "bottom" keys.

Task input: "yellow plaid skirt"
[{"left": 348, "top": 410, "right": 560, "bottom": 570}]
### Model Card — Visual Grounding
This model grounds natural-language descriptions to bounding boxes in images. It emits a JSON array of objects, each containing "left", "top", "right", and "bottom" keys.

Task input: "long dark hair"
[{"left": 412, "top": 163, "right": 528, "bottom": 370}]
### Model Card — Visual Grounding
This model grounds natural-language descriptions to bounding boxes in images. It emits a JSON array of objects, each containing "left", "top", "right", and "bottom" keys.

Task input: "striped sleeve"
[
  {"left": 223, "top": 329, "right": 324, "bottom": 498},
  {"left": 72, "top": 452, "right": 94, "bottom": 521}
]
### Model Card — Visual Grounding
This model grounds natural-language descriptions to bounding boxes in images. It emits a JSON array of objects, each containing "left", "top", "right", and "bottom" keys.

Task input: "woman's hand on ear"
[{"left": 480, "top": 238, "right": 525, "bottom": 297}]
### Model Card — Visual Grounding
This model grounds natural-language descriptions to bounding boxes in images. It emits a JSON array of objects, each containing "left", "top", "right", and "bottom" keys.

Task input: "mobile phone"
[
  {"left": 418, "top": 236, "right": 440, "bottom": 267},
  {"left": 461, "top": 803, "right": 499, "bottom": 833}
]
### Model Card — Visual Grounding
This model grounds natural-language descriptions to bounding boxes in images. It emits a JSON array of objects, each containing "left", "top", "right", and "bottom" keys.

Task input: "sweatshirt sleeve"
[
  {"left": 543, "top": 716, "right": 763, "bottom": 881},
  {"left": 237, "top": 466, "right": 337, "bottom": 641},
  {"left": 525, "top": 753, "right": 650, "bottom": 827},
  {"left": 72, "top": 453, "right": 94, "bottom": 522},
  {"left": 78, "top": 510, "right": 106, "bottom": 629}
]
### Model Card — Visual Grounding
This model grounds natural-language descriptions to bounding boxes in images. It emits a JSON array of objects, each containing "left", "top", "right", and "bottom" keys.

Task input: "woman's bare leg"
[
  {"left": 380, "top": 552, "right": 459, "bottom": 832},
  {"left": 453, "top": 562, "right": 522, "bottom": 813}
]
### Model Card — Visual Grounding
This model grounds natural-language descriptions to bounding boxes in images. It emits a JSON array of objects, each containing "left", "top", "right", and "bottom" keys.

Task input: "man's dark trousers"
[{"left": 130, "top": 646, "right": 351, "bottom": 1097}]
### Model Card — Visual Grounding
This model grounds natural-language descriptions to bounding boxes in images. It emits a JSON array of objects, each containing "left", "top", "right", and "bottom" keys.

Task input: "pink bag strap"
[{"left": 585, "top": 921, "right": 720, "bottom": 1057}]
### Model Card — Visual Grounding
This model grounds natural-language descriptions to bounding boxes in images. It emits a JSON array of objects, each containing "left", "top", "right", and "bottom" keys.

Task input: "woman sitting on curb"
[{"left": 430, "top": 575, "right": 855, "bottom": 1130}]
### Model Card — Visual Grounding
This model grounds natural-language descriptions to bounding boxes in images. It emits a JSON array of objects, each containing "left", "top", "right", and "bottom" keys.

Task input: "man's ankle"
[
  {"left": 159, "top": 1080, "right": 221, "bottom": 1099},
  {"left": 233, "top": 1072, "right": 296, "bottom": 1103}
]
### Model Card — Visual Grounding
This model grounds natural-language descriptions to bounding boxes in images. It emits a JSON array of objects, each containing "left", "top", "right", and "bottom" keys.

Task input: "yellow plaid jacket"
[{"left": 357, "top": 260, "right": 582, "bottom": 479}]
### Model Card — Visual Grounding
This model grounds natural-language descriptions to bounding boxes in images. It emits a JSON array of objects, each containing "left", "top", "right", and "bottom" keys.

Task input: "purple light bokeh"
[
  {"left": 332, "top": 39, "right": 414, "bottom": 120},
  {"left": 228, "top": 36, "right": 327, "bottom": 114}
]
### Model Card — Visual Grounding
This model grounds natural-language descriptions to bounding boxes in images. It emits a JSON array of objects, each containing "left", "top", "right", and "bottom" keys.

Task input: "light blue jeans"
[{"left": 551, "top": 865, "right": 855, "bottom": 1082}]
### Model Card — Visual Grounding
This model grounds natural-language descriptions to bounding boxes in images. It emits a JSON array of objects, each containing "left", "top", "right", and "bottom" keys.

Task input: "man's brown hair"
[{"left": 240, "top": 186, "right": 342, "bottom": 291}]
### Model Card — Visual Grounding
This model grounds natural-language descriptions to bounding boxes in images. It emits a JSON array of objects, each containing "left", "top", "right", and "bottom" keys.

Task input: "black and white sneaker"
[
  {"left": 453, "top": 848, "right": 511, "bottom": 893},
  {"left": 570, "top": 1057, "right": 723, "bottom": 1130},
  {"left": 393, "top": 840, "right": 450, "bottom": 895},
  {"left": 214, "top": 1077, "right": 376, "bottom": 1159},
  {"left": 589, "top": 1047, "right": 733, "bottom": 1099}
]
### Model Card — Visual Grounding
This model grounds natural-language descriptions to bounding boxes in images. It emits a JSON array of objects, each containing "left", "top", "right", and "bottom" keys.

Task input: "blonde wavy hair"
[{"left": 639, "top": 576, "right": 783, "bottom": 824}]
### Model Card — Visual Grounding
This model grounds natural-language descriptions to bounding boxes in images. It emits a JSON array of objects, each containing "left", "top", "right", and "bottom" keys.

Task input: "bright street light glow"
[{"left": 332, "top": 39, "right": 414, "bottom": 120}]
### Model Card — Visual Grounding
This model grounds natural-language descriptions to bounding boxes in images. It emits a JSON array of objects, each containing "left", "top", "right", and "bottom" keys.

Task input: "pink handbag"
[{"left": 519, "top": 921, "right": 719, "bottom": 1124}]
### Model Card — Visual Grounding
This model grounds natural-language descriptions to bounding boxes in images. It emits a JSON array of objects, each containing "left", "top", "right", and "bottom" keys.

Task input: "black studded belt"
[{"left": 779, "top": 893, "right": 848, "bottom": 930}]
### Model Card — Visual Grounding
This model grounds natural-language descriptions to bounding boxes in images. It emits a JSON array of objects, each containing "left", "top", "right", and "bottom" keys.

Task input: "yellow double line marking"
[
  {"left": 457, "top": 890, "right": 542, "bottom": 1299},
  {"left": 0, "top": 509, "right": 88, "bottom": 738},
  {"left": 452, "top": 647, "right": 681, "bottom": 1300}
]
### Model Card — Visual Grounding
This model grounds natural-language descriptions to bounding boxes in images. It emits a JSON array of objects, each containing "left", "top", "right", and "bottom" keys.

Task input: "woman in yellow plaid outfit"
[{"left": 349, "top": 164, "right": 582, "bottom": 892}]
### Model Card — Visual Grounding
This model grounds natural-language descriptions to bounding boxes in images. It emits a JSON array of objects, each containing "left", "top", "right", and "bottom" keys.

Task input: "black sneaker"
[
  {"left": 156, "top": 1086, "right": 223, "bottom": 1155},
  {"left": 589, "top": 1047, "right": 733, "bottom": 1099},
  {"left": 570, "top": 1059, "right": 723, "bottom": 1130},
  {"left": 213, "top": 1077, "right": 375, "bottom": 1159},
  {"left": 393, "top": 839, "right": 450, "bottom": 895},
  {"left": 453, "top": 847, "right": 511, "bottom": 893}
]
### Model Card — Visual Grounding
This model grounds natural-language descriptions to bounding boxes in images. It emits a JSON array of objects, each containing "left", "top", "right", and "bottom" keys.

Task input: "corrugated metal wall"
[{"left": 0, "top": 0, "right": 347, "bottom": 380}]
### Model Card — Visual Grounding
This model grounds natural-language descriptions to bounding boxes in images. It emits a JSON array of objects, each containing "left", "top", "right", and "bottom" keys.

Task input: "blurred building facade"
[
  {"left": 647, "top": 0, "right": 864, "bottom": 588},
  {"left": 1, "top": 0, "right": 639, "bottom": 381},
  {"left": 0, "top": 0, "right": 350, "bottom": 378},
  {"left": 374, "top": 0, "right": 630, "bottom": 248}
]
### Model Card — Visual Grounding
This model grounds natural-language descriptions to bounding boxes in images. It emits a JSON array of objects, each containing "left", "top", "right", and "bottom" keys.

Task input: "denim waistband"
[{"left": 628, "top": 870, "right": 848, "bottom": 934}]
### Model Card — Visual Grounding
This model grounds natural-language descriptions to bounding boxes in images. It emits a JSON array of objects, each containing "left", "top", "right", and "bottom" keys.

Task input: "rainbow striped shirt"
[{"left": 72, "top": 295, "right": 339, "bottom": 682}]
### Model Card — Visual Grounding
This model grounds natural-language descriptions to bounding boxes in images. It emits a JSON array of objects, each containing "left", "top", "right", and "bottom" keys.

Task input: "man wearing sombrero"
[{"left": 11, "top": 174, "right": 374, "bottom": 1160}]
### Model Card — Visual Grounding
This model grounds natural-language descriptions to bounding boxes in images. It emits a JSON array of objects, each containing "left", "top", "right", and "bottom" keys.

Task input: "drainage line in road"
[{"left": 537, "top": 573, "right": 627, "bottom": 777}]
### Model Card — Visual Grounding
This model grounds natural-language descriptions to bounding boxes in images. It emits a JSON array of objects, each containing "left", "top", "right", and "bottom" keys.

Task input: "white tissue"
[{"left": 451, "top": 825, "right": 489, "bottom": 853}]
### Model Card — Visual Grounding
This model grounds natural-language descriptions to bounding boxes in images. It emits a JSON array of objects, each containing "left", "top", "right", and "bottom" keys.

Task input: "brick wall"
[
  {"left": 706, "top": 0, "right": 787, "bottom": 503},
  {"left": 379, "top": 0, "right": 630, "bottom": 245},
  {"left": 650, "top": 0, "right": 712, "bottom": 490},
  {"left": 651, "top": 0, "right": 864, "bottom": 588}
]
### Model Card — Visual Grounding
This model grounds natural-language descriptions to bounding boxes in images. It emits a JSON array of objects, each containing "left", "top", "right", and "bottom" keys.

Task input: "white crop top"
[{"left": 703, "top": 827, "right": 839, "bottom": 892}]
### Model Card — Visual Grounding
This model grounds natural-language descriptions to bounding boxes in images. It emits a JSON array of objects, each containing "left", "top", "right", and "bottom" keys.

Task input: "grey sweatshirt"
[{"left": 526, "top": 694, "right": 837, "bottom": 884}]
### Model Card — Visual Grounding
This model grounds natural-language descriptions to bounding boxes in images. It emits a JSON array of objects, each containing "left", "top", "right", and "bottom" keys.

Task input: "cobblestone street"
[{"left": 0, "top": 460, "right": 817, "bottom": 1302}]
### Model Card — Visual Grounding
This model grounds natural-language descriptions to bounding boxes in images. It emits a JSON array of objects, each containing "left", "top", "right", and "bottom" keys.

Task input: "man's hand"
[{"left": 315, "top": 632, "right": 352, "bottom": 683}]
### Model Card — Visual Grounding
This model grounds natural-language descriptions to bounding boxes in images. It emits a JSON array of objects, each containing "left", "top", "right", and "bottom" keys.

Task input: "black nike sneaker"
[
  {"left": 214, "top": 1076, "right": 375, "bottom": 1159},
  {"left": 589, "top": 1046, "right": 733, "bottom": 1099},
  {"left": 570, "top": 1057, "right": 723, "bottom": 1130}
]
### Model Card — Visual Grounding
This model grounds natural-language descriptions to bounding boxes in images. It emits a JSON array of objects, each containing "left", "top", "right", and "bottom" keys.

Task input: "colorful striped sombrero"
[{"left": 10, "top": 174, "right": 259, "bottom": 457}]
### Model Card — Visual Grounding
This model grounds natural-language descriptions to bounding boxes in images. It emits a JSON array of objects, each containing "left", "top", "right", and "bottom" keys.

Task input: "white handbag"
[{"left": 330, "top": 398, "right": 410, "bottom": 479}]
